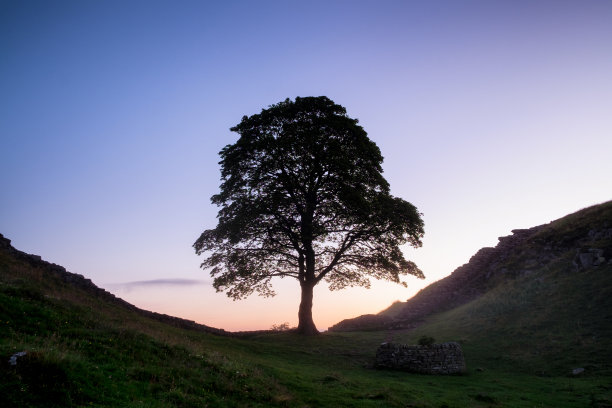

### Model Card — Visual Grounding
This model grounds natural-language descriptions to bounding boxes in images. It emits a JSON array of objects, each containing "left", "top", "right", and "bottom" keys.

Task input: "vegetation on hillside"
[
  {"left": 2, "top": 201, "right": 611, "bottom": 407},
  {"left": 331, "top": 200, "right": 612, "bottom": 333}
]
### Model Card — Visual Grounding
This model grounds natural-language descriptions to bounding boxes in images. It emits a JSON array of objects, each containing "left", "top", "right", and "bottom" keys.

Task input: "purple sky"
[{"left": 2, "top": 0, "right": 611, "bottom": 330}]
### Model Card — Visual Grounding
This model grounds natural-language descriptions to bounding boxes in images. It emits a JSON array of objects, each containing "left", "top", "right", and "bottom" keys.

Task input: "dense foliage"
[{"left": 194, "top": 96, "right": 424, "bottom": 334}]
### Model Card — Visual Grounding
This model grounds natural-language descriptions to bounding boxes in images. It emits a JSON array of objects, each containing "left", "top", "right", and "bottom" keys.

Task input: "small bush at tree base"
[{"left": 271, "top": 322, "right": 291, "bottom": 331}]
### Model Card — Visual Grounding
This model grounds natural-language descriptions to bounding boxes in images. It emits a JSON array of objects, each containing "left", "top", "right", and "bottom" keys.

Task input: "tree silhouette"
[{"left": 194, "top": 96, "right": 424, "bottom": 335}]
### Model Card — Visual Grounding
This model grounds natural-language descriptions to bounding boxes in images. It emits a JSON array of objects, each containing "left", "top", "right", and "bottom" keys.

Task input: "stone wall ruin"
[{"left": 375, "top": 342, "right": 466, "bottom": 374}]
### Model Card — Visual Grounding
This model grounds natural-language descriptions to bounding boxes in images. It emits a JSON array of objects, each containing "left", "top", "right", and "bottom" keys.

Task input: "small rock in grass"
[
  {"left": 8, "top": 351, "right": 27, "bottom": 366},
  {"left": 571, "top": 367, "right": 585, "bottom": 376}
]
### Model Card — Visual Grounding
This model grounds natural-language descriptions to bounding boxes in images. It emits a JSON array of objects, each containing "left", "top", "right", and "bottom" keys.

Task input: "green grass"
[
  {"left": 2, "top": 198, "right": 612, "bottom": 408},
  {"left": 0, "top": 275, "right": 285, "bottom": 407},
  {"left": 405, "top": 259, "right": 612, "bottom": 376},
  {"left": 2, "top": 250, "right": 611, "bottom": 407}
]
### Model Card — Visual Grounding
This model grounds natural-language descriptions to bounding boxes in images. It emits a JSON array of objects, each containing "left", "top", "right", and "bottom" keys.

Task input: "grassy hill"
[
  {"left": 1, "top": 202, "right": 612, "bottom": 407},
  {"left": 331, "top": 201, "right": 612, "bottom": 336}
]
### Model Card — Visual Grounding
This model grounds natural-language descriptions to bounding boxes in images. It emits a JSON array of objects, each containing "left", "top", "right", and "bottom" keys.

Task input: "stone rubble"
[{"left": 375, "top": 342, "right": 466, "bottom": 375}]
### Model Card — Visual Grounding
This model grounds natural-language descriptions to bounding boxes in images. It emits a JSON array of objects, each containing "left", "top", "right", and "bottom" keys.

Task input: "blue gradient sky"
[{"left": 2, "top": 1, "right": 611, "bottom": 331}]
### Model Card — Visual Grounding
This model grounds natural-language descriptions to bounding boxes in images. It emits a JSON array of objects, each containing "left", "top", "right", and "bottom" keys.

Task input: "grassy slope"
[
  {"left": 2, "top": 252, "right": 611, "bottom": 407},
  {"left": 334, "top": 201, "right": 612, "bottom": 334},
  {"left": 405, "top": 202, "right": 612, "bottom": 375},
  {"left": 1, "top": 202, "right": 611, "bottom": 407}
]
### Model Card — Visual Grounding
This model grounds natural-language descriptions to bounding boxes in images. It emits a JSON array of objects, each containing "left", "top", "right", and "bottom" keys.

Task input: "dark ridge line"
[
  {"left": 0, "top": 233, "right": 232, "bottom": 336},
  {"left": 329, "top": 200, "right": 612, "bottom": 332}
]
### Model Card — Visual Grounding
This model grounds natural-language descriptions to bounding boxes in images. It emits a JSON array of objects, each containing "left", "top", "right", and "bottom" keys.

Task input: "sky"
[{"left": 1, "top": 0, "right": 611, "bottom": 331}]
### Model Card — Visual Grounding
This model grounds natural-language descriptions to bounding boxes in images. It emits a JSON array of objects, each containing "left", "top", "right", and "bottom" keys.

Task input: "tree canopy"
[{"left": 194, "top": 96, "right": 424, "bottom": 334}]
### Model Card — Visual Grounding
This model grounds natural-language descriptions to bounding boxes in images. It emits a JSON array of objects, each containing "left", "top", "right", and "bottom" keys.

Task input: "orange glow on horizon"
[{"left": 107, "top": 278, "right": 427, "bottom": 332}]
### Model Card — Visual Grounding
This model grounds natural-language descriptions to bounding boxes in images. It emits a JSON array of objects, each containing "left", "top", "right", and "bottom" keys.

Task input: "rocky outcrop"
[
  {"left": 330, "top": 201, "right": 612, "bottom": 332},
  {"left": 375, "top": 342, "right": 466, "bottom": 374},
  {"left": 330, "top": 227, "right": 544, "bottom": 331},
  {"left": 574, "top": 248, "right": 608, "bottom": 268},
  {"left": 0, "top": 233, "right": 228, "bottom": 336}
]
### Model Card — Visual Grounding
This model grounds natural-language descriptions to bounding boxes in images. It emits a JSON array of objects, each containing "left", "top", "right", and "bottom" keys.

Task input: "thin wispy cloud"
[{"left": 108, "top": 279, "right": 211, "bottom": 292}]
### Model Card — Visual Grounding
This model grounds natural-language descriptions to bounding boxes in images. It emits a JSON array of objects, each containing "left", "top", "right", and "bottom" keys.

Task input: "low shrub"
[{"left": 418, "top": 335, "right": 435, "bottom": 346}]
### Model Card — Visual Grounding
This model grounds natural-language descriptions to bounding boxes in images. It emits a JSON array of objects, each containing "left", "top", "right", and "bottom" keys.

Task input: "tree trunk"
[{"left": 296, "top": 282, "right": 319, "bottom": 335}]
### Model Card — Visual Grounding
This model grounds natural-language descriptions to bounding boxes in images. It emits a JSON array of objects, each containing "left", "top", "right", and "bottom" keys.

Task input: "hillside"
[
  {"left": 0, "top": 234, "right": 227, "bottom": 336},
  {"left": 330, "top": 201, "right": 612, "bottom": 333},
  {"left": 1, "top": 202, "right": 612, "bottom": 407}
]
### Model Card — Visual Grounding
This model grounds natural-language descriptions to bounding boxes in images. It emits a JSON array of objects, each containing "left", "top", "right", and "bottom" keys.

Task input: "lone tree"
[{"left": 194, "top": 96, "right": 424, "bottom": 335}]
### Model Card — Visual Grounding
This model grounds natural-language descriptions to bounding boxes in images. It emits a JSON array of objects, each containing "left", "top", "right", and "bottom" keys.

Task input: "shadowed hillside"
[
  {"left": 2, "top": 202, "right": 612, "bottom": 407},
  {"left": 330, "top": 201, "right": 612, "bottom": 333},
  {"left": 0, "top": 234, "right": 227, "bottom": 336}
]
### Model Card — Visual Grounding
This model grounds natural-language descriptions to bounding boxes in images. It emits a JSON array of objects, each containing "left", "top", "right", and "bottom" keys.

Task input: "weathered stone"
[
  {"left": 375, "top": 342, "right": 466, "bottom": 374},
  {"left": 8, "top": 351, "right": 27, "bottom": 366},
  {"left": 589, "top": 248, "right": 606, "bottom": 266},
  {"left": 579, "top": 252, "right": 594, "bottom": 268},
  {"left": 575, "top": 248, "right": 607, "bottom": 269},
  {"left": 571, "top": 367, "right": 584, "bottom": 376}
]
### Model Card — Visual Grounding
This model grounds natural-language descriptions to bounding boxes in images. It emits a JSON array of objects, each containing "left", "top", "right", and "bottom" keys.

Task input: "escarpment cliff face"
[{"left": 330, "top": 201, "right": 612, "bottom": 332}]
